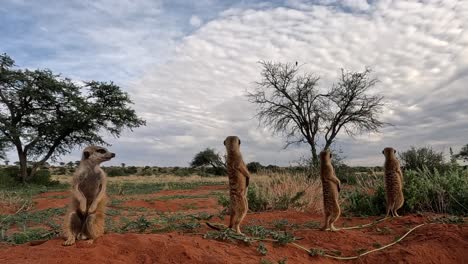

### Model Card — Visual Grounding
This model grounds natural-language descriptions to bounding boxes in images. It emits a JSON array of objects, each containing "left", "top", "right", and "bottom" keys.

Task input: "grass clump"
[{"left": 343, "top": 167, "right": 468, "bottom": 216}]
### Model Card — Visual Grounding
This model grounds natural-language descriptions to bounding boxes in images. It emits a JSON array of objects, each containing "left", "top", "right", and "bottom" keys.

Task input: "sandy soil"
[{"left": 0, "top": 185, "right": 466, "bottom": 264}]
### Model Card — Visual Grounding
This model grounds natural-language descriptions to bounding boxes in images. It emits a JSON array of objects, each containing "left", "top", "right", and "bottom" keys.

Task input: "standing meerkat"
[
  {"left": 224, "top": 136, "right": 250, "bottom": 234},
  {"left": 320, "top": 149, "right": 341, "bottom": 231},
  {"left": 63, "top": 146, "right": 115, "bottom": 246},
  {"left": 382, "top": 147, "right": 404, "bottom": 217}
]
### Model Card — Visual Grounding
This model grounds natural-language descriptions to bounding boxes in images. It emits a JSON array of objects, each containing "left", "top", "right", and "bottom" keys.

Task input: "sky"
[{"left": 1, "top": 0, "right": 467, "bottom": 167}]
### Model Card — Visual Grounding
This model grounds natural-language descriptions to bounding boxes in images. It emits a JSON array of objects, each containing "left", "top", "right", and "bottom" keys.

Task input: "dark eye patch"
[{"left": 96, "top": 149, "right": 106, "bottom": 154}]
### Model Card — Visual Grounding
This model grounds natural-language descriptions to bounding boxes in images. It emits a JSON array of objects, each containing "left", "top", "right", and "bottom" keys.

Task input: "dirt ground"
[{"left": 0, "top": 184, "right": 467, "bottom": 264}]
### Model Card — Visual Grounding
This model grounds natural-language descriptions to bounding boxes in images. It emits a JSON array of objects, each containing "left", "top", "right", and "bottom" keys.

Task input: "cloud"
[
  {"left": 190, "top": 15, "right": 203, "bottom": 27},
  {"left": 2, "top": 0, "right": 467, "bottom": 166}
]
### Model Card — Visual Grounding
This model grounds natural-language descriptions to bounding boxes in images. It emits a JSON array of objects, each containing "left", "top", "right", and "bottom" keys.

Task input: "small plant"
[
  {"left": 257, "top": 242, "right": 268, "bottom": 256},
  {"left": 309, "top": 248, "right": 325, "bottom": 256},
  {"left": 372, "top": 242, "right": 382, "bottom": 248},
  {"left": 302, "top": 221, "right": 321, "bottom": 229},
  {"left": 356, "top": 248, "right": 367, "bottom": 254},
  {"left": 260, "top": 259, "right": 273, "bottom": 264},
  {"left": 278, "top": 258, "right": 287, "bottom": 264},
  {"left": 271, "top": 231, "right": 296, "bottom": 245},
  {"left": 122, "top": 216, "right": 152, "bottom": 232}
]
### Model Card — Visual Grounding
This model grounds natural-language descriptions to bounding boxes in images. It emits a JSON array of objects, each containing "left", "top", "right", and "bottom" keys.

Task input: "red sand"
[
  {"left": 1, "top": 186, "right": 467, "bottom": 264},
  {"left": 122, "top": 198, "right": 220, "bottom": 213}
]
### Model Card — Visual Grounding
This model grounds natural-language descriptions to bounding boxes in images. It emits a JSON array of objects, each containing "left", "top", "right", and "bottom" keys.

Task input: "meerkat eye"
[{"left": 96, "top": 149, "right": 106, "bottom": 154}]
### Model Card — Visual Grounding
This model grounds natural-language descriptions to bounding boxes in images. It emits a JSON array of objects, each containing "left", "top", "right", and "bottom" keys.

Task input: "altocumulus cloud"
[{"left": 1, "top": 0, "right": 467, "bottom": 166}]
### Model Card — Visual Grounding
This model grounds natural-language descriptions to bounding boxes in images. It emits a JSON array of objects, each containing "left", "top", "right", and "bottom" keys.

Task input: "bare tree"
[{"left": 248, "top": 61, "right": 385, "bottom": 165}]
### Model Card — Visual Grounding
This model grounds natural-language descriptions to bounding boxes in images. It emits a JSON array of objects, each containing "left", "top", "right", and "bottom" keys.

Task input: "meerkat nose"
[{"left": 111, "top": 153, "right": 116, "bottom": 158}]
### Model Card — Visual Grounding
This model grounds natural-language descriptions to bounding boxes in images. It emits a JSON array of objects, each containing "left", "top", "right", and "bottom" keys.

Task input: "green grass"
[
  {"left": 107, "top": 181, "right": 223, "bottom": 195},
  {"left": 0, "top": 207, "right": 66, "bottom": 227}
]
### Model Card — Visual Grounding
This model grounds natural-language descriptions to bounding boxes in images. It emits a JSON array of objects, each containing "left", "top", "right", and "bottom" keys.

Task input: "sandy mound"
[{"left": 1, "top": 218, "right": 466, "bottom": 264}]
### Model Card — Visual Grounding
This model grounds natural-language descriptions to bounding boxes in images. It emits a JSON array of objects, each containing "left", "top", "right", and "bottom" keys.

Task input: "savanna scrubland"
[{"left": 0, "top": 54, "right": 467, "bottom": 263}]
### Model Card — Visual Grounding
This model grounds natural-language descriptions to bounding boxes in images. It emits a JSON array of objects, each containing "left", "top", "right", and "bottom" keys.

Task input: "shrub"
[
  {"left": 104, "top": 167, "right": 127, "bottom": 177},
  {"left": 343, "top": 167, "right": 468, "bottom": 216},
  {"left": 251, "top": 172, "right": 322, "bottom": 212},
  {"left": 403, "top": 167, "right": 468, "bottom": 215},
  {"left": 399, "top": 146, "right": 444, "bottom": 171},
  {"left": 30, "top": 169, "right": 55, "bottom": 185},
  {"left": 0, "top": 166, "right": 20, "bottom": 186},
  {"left": 247, "top": 162, "right": 263, "bottom": 174}
]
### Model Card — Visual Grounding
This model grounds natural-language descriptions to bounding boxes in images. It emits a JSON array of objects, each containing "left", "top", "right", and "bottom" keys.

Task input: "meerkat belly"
[
  {"left": 229, "top": 173, "right": 246, "bottom": 197},
  {"left": 384, "top": 172, "right": 401, "bottom": 192},
  {"left": 79, "top": 174, "right": 102, "bottom": 206},
  {"left": 322, "top": 181, "right": 338, "bottom": 207}
]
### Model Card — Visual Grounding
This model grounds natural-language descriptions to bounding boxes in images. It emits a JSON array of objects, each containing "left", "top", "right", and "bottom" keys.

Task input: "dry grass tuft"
[{"left": 249, "top": 171, "right": 323, "bottom": 213}]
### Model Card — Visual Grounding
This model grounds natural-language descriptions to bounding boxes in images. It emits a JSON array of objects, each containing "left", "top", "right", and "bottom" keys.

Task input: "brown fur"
[
  {"left": 320, "top": 150, "right": 341, "bottom": 231},
  {"left": 224, "top": 136, "right": 250, "bottom": 234},
  {"left": 382, "top": 147, "right": 404, "bottom": 217},
  {"left": 62, "top": 146, "right": 115, "bottom": 246}
]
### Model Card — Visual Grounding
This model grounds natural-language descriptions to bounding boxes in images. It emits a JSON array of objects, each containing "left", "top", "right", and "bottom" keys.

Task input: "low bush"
[
  {"left": 218, "top": 172, "right": 322, "bottom": 212},
  {"left": 343, "top": 166, "right": 468, "bottom": 216}
]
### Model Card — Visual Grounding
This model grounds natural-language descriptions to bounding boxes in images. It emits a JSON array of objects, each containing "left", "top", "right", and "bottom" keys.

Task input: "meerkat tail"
[{"left": 206, "top": 222, "right": 228, "bottom": 231}]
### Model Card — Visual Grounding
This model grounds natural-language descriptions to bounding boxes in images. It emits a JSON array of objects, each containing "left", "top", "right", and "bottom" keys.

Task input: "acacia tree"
[
  {"left": 455, "top": 144, "right": 468, "bottom": 162},
  {"left": 248, "top": 61, "right": 385, "bottom": 165},
  {"left": 0, "top": 53, "right": 145, "bottom": 182},
  {"left": 190, "top": 148, "right": 225, "bottom": 169}
]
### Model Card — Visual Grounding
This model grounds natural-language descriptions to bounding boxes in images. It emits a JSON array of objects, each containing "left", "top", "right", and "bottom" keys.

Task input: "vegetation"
[
  {"left": 454, "top": 144, "right": 468, "bottom": 162},
  {"left": 0, "top": 53, "right": 145, "bottom": 182},
  {"left": 190, "top": 148, "right": 226, "bottom": 175},
  {"left": 248, "top": 61, "right": 385, "bottom": 165},
  {"left": 218, "top": 171, "right": 322, "bottom": 212},
  {"left": 399, "top": 146, "right": 445, "bottom": 171},
  {"left": 343, "top": 167, "right": 468, "bottom": 216}
]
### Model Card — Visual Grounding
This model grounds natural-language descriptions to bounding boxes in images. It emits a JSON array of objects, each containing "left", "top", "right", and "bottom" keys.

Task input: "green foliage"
[
  {"left": 29, "top": 169, "right": 56, "bottom": 185},
  {"left": 344, "top": 166, "right": 468, "bottom": 216},
  {"left": 454, "top": 144, "right": 468, "bottom": 162},
  {"left": 257, "top": 242, "right": 268, "bottom": 256},
  {"left": 247, "top": 162, "right": 264, "bottom": 174},
  {"left": 0, "top": 166, "right": 19, "bottom": 187},
  {"left": 1, "top": 227, "right": 59, "bottom": 244},
  {"left": 190, "top": 148, "right": 226, "bottom": 174},
  {"left": 122, "top": 216, "right": 152, "bottom": 232},
  {"left": 399, "top": 146, "right": 444, "bottom": 171},
  {"left": 0, "top": 166, "right": 57, "bottom": 186},
  {"left": 403, "top": 167, "right": 468, "bottom": 215},
  {"left": 343, "top": 185, "right": 386, "bottom": 216},
  {"left": 247, "top": 185, "right": 269, "bottom": 212},
  {"left": 107, "top": 181, "right": 223, "bottom": 195},
  {"left": 0, "top": 53, "right": 145, "bottom": 182}
]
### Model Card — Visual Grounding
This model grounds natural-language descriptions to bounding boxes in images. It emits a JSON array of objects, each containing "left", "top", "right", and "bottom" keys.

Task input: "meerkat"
[
  {"left": 382, "top": 147, "right": 404, "bottom": 217},
  {"left": 320, "top": 149, "right": 341, "bottom": 231},
  {"left": 62, "top": 146, "right": 115, "bottom": 246},
  {"left": 224, "top": 136, "right": 250, "bottom": 234}
]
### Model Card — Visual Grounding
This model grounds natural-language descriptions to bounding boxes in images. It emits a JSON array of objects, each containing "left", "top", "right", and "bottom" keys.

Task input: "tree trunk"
[
  {"left": 17, "top": 150, "right": 28, "bottom": 183},
  {"left": 310, "top": 143, "right": 319, "bottom": 167}
]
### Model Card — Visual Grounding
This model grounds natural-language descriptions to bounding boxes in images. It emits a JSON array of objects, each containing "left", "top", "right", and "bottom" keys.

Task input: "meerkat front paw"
[{"left": 63, "top": 237, "right": 76, "bottom": 246}]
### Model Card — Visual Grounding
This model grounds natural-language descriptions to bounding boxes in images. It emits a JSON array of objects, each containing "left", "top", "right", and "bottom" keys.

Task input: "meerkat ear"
[
  {"left": 238, "top": 139, "right": 241, "bottom": 145},
  {"left": 330, "top": 153, "right": 333, "bottom": 158},
  {"left": 83, "top": 151, "right": 90, "bottom": 159},
  {"left": 223, "top": 140, "right": 226, "bottom": 146},
  {"left": 394, "top": 149, "right": 396, "bottom": 154},
  {"left": 382, "top": 150, "right": 384, "bottom": 155}
]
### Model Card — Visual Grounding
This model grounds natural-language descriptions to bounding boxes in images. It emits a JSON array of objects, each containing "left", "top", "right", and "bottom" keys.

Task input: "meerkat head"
[
  {"left": 224, "top": 136, "right": 241, "bottom": 151},
  {"left": 320, "top": 149, "right": 332, "bottom": 163},
  {"left": 82, "top": 145, "right": 116, "bottom": 164},
  {"left": 382, "top": 147, "right": 396, "bottom": 158}
]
